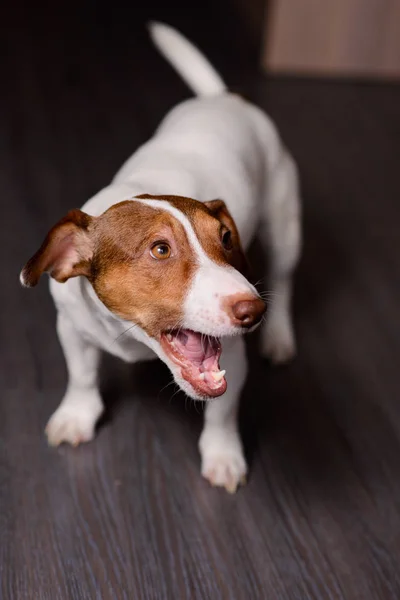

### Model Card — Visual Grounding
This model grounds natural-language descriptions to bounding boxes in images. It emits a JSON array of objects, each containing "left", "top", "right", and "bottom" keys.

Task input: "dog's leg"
[
  {"left": 199, "top": 336, "right": 247, "bottom": 493},
  {"left": 46, "top": 314, "right": 103, "bottom": 446},
  {"left": 260, "top": 150, "right": 301, "bottom": 364}
]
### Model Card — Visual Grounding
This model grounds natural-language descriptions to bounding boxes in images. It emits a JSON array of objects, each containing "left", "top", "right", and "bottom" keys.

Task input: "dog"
[{"left": 20, "top": 23, "right": 301, "bottom": 493}]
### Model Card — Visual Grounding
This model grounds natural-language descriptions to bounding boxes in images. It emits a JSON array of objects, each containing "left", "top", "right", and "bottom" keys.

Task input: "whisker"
[
  {"left": 259, "top": 294, "right": 281, "bottom": 304},
  {"left": 170, "top": 319, "right": 185, "bottom": 346},
  {"left": 254, "top": 278, "right": 266, "bottom": 289},
  {"left": 159, "top": 378, "right": 177, "bottom": 396},
  {"left": 164, "top": 317, "right": 184, "bottom": 336},
  {"left": 193, "top": 397, "right": 201, "bottom": 415},
  {"left": 113, "top": 323, "right": 138, "bottom": 344},
  {"left": 200, "top": 333, "right": 206, "bottom": 354},
  {"left": 259, "top": 291, "right": 280, "bottom": 297},
  {"left": 206, "top": 334, "right": 212, "bottom": 350},
  {"left": 170, "top": 386, "right": 182, "bottom": 403}
]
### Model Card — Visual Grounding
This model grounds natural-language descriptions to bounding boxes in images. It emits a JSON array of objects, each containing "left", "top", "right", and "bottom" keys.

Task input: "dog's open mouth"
[{"left": 160, "top": 329, "right": 227, "bottom": 398}]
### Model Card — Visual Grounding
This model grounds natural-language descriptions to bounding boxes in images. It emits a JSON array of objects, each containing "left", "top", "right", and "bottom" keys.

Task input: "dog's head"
[{"left": 20, "top": 195, "right": 265, "bottom": 399}]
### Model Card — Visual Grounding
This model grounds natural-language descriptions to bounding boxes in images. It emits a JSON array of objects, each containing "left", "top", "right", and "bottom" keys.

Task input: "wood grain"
[{"left": 1, "top": 0, "right": 400, "bottom": 598}]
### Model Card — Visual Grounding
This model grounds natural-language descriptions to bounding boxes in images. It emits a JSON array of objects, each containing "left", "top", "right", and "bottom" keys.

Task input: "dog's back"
[{"left": 107, "top": 23, "right": 283, "bottom": 248}]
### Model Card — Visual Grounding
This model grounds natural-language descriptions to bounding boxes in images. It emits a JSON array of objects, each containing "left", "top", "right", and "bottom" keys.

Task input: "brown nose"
[{"left": 231, "top": 298, "right": 266, "bottom": 328}]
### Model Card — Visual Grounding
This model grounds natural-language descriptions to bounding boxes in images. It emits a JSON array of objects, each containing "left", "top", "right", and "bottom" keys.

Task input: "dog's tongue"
[
  {"left": 176, "top": 331, "right": 216, "bottom": 366},
  {"left": 182, "top": 332, "right": 205, "bottom": 362}
]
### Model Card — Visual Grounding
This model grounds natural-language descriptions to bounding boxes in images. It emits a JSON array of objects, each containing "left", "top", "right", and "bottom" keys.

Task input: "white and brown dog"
[{"left": 20, "top": 23, "right": 301, "bottom": 492}]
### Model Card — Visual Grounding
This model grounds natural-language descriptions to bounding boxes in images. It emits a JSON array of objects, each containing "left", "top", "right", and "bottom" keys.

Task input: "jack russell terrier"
[{"left": 20, "top": 23, "right": 301, "bottom": 493}]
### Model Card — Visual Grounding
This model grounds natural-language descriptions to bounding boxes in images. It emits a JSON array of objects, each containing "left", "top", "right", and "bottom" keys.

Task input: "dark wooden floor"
[{"left": 2, "top": 1, "right": 400, "bottom": 598}]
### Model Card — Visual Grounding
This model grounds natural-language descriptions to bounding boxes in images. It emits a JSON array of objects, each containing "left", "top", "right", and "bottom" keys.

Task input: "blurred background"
[{"left": 2, "top": 0, "right": 400, "bottom": 598}]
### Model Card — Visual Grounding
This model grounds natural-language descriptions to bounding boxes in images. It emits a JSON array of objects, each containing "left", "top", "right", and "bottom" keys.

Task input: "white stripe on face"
[
  {"left": 134, "top": 197, "right": 209, "bottom": 263},
  {"left": 134, "top": 197, "right": 259, "bottom": 335}
]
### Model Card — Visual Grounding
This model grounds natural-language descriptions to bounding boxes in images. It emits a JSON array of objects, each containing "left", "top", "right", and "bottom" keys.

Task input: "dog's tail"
[{"left": 148, "top": 22, "right": 227, "bottom": 97}]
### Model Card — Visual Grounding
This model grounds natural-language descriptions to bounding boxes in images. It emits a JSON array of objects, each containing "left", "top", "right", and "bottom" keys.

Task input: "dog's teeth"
[
  {"left": 166, "top": 333, "right": 173, "bottom": 341},
  {"left": 199, "top": 373, "right": 206, "bottom": 380},
  {"left": 211, "top": 370, "right": 226, "bottom": 382}
]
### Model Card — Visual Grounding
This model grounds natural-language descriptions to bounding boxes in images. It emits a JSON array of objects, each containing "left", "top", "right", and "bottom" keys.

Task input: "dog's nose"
[{"left": 231, "top": 297, "right": 266, "bottom": 328}]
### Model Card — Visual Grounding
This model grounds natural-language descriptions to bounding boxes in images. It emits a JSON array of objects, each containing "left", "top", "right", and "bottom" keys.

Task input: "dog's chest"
[{"left": 82, "top": 314, "right": 155, "bottom": 363}]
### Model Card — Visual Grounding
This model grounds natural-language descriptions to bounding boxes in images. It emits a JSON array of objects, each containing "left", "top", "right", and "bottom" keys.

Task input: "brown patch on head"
[
  {"left": 200, "top": 199, "right": 248, "bottom": 275},
  {"left": 136, "top": 194, "right": 248, "bottom": 275},
  {"left": 21, "top": 200, "right": 197, "bottom": 338},
  {"left": 90, "top": 201, "right": 196, "bottom": 337},
  {"left": 21, "top": 194, "right": 249, "bottom": 340}
]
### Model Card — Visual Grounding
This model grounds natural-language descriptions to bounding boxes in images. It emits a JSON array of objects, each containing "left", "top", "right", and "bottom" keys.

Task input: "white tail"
[{"left": 148, "top": 22, "right": 227, "bottom": 97}]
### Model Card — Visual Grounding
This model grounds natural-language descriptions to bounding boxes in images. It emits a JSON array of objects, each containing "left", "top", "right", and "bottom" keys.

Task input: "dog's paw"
[
  {"left": 261, "top": 318, "right": 296, "bottom": 365},
  {"left": 202, "top": 453, "right": 247, "bottom": 493},
  {"left": 45, "top": 397, "right": 103, "bottom": 447},
  {"left": 200, "top": 429, "right": 247, "bottom": 493}
]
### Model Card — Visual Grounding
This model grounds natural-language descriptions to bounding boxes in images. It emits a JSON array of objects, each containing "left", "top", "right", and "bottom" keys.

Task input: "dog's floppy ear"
[
  {"left": 20, "top": 209, "right": 95, "bottom": 287},
  {"left": 204, "top": 199, "right": 249, "bottom": 276}
]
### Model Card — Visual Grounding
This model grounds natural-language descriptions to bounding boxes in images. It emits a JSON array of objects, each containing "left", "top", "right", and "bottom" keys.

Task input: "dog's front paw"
[
  {"left": 202, "top": 453, "right": 247, "bottom": 494},
  {"left": 45, "top": 394, "right": 103, "bottom": 447},
  {"left": 199, "top": 428, "right": 247, "bottom": 493}
]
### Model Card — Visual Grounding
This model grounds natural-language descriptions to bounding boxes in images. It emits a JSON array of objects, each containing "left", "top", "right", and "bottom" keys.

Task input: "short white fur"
[{"left": 34, "top": 23, "right": 302, "bottom": 493}]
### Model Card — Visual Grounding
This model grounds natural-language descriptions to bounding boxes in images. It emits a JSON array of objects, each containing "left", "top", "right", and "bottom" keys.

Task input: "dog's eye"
[
  {"left": 221, "top": 229, "right": 233, "bottom": 251},
  {"left": 150, "top": 242, "right": 171, "bottom": 260}
]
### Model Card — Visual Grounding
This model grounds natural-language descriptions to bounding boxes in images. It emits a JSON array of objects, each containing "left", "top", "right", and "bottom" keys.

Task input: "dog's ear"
[
  {"left": 20, "top": 209, "right": 95, "bottom": 287},
  {"left": 204, "top": 199, "right": 233, "bottom": 228},
  {"left": 204, "top": 199, "right": 250, "bottom": 277}
]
